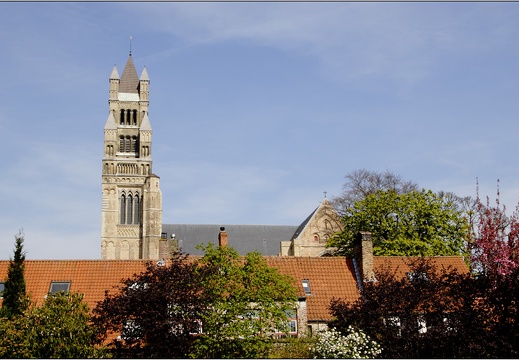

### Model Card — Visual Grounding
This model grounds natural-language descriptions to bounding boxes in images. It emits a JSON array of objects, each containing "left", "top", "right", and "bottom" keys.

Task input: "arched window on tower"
[
  {"left": 134, "top": 195, "right": 141, "bottom": 224},
  {"left": 125, "top": 136, "right": 131, "bottom": 153},
  {"left": 120, "top": 194, "right": 126, "bottom": 224},
  {"left": 126, "top": 109, "right": 131, "bottom": 125},
  {"left": 131, "top": 136, "right": 138, "bottom": 154},
  {"left": 120, "top": 109, "right": 125, "bottom": 125},
  {"left": 127, "top": 195, "right": 133, "bottom": 224},
  {"left": 132, "top": 110, "right": 137, "bottom": 126}
]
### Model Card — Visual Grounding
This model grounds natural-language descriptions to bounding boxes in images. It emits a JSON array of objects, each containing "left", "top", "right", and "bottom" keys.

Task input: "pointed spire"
[
  {"left": 110, "top": 65, "right": 119, "bottom": 80},
  {"left": 140, "top": 112, "right": 152, "bottom": 131},
  {"left": 104, "top": 112, "right": 117, "bottom": 130},
  {"left": 119, "top": 55, "right": 139, "bottom": 93},
  {"left": 140, "top": 66, "right": 149, "bottom": 81}
]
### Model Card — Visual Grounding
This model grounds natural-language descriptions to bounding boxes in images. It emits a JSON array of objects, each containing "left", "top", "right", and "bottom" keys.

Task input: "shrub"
[{"left": 312, "top": 326, "right": 382, "bottom": 359}]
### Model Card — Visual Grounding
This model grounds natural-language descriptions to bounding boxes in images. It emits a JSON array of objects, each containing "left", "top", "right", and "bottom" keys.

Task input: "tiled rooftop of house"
[
  {"left": 0, "top": 255, "right": 468, "bottom": 323},
  {"left": 266, "top": 257, "right": 359, "bottom": 321},
  {"left": 373, "top": 256, "right": 469, "bottom": 278},
  {"left": 0, "top": 260, "right": 149, "bottom": 311}
]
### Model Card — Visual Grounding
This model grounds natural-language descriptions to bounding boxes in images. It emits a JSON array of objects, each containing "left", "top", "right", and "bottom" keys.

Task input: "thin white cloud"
[{"left": 126, "top": 2, "right": 519, "bottom": 88}]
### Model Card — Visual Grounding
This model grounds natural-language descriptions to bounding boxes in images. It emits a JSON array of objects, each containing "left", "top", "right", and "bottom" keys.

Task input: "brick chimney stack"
[
  {"left": 354, "top": 231, "right": 375, "bottom": 281},
  {"left": 218, "top": 227, "right": 228, "bottom": 247}
]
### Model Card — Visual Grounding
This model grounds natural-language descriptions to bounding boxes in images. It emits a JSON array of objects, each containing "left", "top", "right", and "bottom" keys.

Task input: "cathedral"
[{"left": 101, "top": 53, "right": 342, "bottom": 260}]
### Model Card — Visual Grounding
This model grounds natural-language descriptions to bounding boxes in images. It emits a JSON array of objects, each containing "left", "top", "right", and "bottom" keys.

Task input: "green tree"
[
  {"left": 191, "top": 244, "right": 298, "bottom": 359},
  {"left": 25, "top": 292, "right": 104, "bottom": 358},
  {"left": 92, "top": 252, "right": 207, "bottom": 358},
  {"left": 0, "top": 292, "right": 104, "bottom": 358},
  {"left": 1, "top": 231, "right": 29, "bottom": 319},
  {"left": 328, "top": 189, "right": 469, "bottom": 257},
  {"left": 0, "top": 315, "right": 31, "bottom": 358}
]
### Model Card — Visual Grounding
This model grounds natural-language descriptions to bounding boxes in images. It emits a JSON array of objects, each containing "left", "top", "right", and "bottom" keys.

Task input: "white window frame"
[{"left": 49, "top": 281, "right": 71, "bottom": 294}]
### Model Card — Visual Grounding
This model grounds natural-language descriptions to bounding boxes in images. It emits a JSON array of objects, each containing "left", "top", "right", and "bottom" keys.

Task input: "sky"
[{"left": 1, "top": 2, "right": 519, "bottom": 260}]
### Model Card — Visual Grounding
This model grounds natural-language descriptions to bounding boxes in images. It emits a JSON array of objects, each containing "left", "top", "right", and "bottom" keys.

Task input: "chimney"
[
  {"left": 218, "top": 226, "right": 228, "bottom": 247},
  {"left": 354, "top": 231, "right": 375, "bottom": 281}
]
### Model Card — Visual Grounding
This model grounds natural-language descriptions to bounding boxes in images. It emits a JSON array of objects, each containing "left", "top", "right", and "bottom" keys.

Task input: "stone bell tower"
[{"left": 101, "top": 52, "right": 162, "bottom": 260}]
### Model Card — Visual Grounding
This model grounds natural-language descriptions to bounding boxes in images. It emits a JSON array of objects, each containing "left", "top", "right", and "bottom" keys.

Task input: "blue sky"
[{"left": 1, "top": 2, "right": 519, "bottom": 259}]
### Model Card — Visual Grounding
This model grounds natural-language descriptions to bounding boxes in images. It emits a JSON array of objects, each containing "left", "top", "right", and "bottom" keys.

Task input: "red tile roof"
[
  {"left": 374, "top": 256, "right": 469, "bottom": 278},
  {"left": 0, "top": 260, "right": 149, "bottom": 311},
  {"left": 266, "top": 257, "right": 360, "bottom": 321},
  {"left": 0, "top": 256, "right": 468, "bottom": 322}
]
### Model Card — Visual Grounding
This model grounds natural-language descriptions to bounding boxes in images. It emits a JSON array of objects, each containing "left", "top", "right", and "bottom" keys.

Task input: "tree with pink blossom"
[{"left": 470, "top": 182, "right": 519, "bottom": 287}]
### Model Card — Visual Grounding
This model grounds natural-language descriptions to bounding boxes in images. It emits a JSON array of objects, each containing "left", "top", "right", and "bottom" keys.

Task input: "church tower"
[{"left": 101, "top": 53, "right": 162, "bottom": 260}]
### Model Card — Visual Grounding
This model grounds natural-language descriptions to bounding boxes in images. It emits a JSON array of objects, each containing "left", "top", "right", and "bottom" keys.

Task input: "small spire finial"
[
  {"left": 129, "top": 36, "right": 133, "bottom": 56},
  {"left": 323, "top": 191, "right": 327, "bottom": 198}
]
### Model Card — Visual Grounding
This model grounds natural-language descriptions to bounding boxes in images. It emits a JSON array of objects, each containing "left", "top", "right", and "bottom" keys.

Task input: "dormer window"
[
  {"left": 302, "top": 279, "right": 311, "bottom": 295},
  {"left": 49, "top": 281, "right": 71, "bottom": 294}
]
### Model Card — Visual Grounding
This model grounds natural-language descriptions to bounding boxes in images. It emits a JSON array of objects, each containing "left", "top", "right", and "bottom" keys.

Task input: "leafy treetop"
[{"left": 328, "top": 189, "right": 469, "bottom": 257}]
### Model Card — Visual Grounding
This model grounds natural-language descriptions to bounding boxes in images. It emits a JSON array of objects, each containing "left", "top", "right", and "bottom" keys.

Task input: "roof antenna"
[{"left": 129, "top": 35, "right": 133, "bottom": 56}]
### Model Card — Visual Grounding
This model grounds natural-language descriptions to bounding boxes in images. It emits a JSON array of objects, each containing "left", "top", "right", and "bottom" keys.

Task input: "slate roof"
[
  {"left": 119, "top": 55, "right": 139, "bottom": 94},
  {"left": 290, "top": 207, "right": 317, "bottom": 241},
  {"left": 162, "top": 224, "right": 299, "bottom": 256}
]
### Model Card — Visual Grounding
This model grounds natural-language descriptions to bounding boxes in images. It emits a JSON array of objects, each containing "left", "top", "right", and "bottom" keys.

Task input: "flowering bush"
[{"left": 312, "top": 326, "right": 382, "bottom": 359}]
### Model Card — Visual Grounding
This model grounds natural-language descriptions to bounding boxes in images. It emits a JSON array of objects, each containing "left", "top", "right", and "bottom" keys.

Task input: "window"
[
  {"left": 126, "top": 195, "right": 133, "bottom": 224},
  {"left": 275, "top": 310, "right": 297, "bottom": 337},
  {"left": 302, "top": 279, "right": 311, "bottom": 294},
  {"left": 385, "top": 314, "right": 430, "bottom": 336},
  {"left": 120, "top": 193, "right": 141, "bottom": 225},
  {"left": 132, "top": 110, "right": 137, "bottom": 126},
  {"left": 384, "top": 316, "right": 402, "bottom": 336},
  {"left": 119, "top": 136, "right": 139, "bottom": 155},
  {"left": 124, "top": 109, "right": 132, "bottom": 125},
  {"left": 406, "top": 272, "right": 428, "bottom": 282},
  {"left": 0, "top": 282, "right": 4, "bottom": 297},
  {"left": 189, "top": 319, "right": 203, "bottom": 335},
  {"left": 131, "top": 136, "right": 138, "bottom": 153},
  {"left": 285, "top": 310, "right": 297, "bottom": 334},
  {"left": 134, "top": 196, "right": 140, "bottom": 224},
  {"left": 49, "top": 281, "right": 71, "bottom": 294},
  {"left": 120, "top": 320, "right": 142, "bottom": 341},
  {"left": 417, "top": 314, "right": 427, "bottom": 334},
  {"left": 120, "top": 194, "right": 126, "bottom": 224}
]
